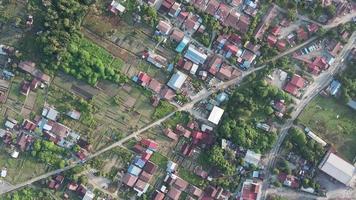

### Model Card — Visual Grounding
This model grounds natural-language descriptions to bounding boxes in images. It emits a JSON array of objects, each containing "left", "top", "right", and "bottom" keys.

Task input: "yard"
[
  {"left": 150, "top": 152, "right": 168, "bottom": 169},
  {"left": 0, "top": 147, "right": 49, "bottom": 184},
  {"left": 298, "top": 96, "right": 356, "bottom": 162}
]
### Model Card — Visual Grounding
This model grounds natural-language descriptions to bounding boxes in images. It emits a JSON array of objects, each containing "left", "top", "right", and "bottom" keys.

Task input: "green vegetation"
[
  {"left": 178, "top": 167, "right": 207, "bottom": 188},
  {"left": 150, "top": 152, "right": 168, "bottom": 169},
  {"left": 284, "top": 128, "right": 325, "bottom": 165},
  {"left": 299, "top": 96, "right": 356, "bottom": 162},
  {"left": 31, "top": 140, "right": 68, "bottom": 168},
  {"left": 208, "top": 145, "right": 235, "bottom": 175},
  {"left": 62, "top": 36, "right": 127, "bottom": 85},
  {"left": 163, "top": 111, "right": 191, "bottom": 128},
  {"left": 153, "top": 100, "right": 176, "bottom": 120},
  {"left": 218, "top": 72, "right": 291, "bottom": 153},
  {"left": 338, "top": 62, "right": 356, "bottom": 103},
  {"left": 2, "top": 187, "right": 53, "bottom": 200}
]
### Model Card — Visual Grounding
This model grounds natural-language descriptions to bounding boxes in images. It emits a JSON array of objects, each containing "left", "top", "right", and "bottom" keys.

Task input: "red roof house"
[
  {"left": 236, "top": 15, "right": 250, "bottom": 34},
  {"left": 271, "top": 26, "right": 281, "bottom": 36},
  {"left": 290, "top": 74, "right": 305, "bottom": 88},
  {"left": 277, "top": 40, "right": 287, "bottom": 51},
  {"left": 164, "top": 128, "right": 179, "bottom": 141},
  {"left": 297, "top": 27, "right": 308, "bottom": 41},
  {"left": 141, "top": 139, "right": 158, "bottom": 151},
  {"left": 225, "top": 11, "right": 241, "bottom": 30},
  {"left": 284, "top": 83, "right": 298, "bottom": 96},
  {"left": 160, "top": 86, "right": 176, "bottom": 101},
  {"left": 176, "top": 124, "right": 191, "bottom": 138},
  {"left": 207, "top": 56, "right": 223, "bottom": 75},
  {"left": 148, "top": 79, "right": 163, "bottom": 93},
  {"left": 138, "top": 72, "right": 151, "bottom": 87},
  {"left": 215, "top": 3, "right": 232, "bottom": 22},
  {"left": 267, "top": 34, "right": 277, "bottom": 47},
  {"left": 205, "top": 0, "right": 219, "bottom": 16}
]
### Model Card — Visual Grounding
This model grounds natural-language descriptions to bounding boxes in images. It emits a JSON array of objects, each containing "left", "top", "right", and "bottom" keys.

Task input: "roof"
[
  {"left": 217, "top": 64, "right": 233, "bottom": 80},
  {"left": 134, "top": 179, "right": 149, "bottom": 192},
  {"left": 143, "top": 161, "right": 158, "bottom": 174},
  {"left": 236, "top": 15, "right": 250, "bottom": 34},
  {"left": 153, "top": 190, "right": 165, "bottom": 200},
  {"left": 83, "top": 190, "right": 95, "bottom": 200},
  {"left": 225, "top": 11, "right": 241, "bottom": 31},
  {"left": 141, "top": 139, "right": 158, "bottom": 150},
  {"left": 157, "top": 20, "right": 172, "bottom": 35},
  {"left": 244, "top": 150, "right": 261, "bottom": 166},
  {"left": 297, "top": 27, "right": 308, "bottom": 41},
  {"left": 167, "top": 187, "right": 182, "bottom": 200},
  {"left": 67, "top": 110, "right": 81, "bottom": 120},
  {"left": 148, "top": 79, "right": 163, "bottom": 93},
  {"left": 271, "top": 26, "right": 281, "bottom": 36},
  {"left": 188, "top": 185, "right": 203, "bottom": 198},
  {"left": 173, "top": 177, "right": 188, "bottom": 190},
  {"left": 18, "top": 61, "right": 36, "bottom": 74},
  {"left": 170, "top": 29, "right": 185, "bottom": 42},
  {"left": 167, "top": 71, "right": 187, "bottom": 91},
  {"left": 160, "top": 86, "right": 176, "bottom": 100},
  {"left": 122, "top": 173, "right": 138, "bottom": 187},
  {"left": 290, "top": 74, "right": 305, "bottom": 88},
  {"left": 164, "top": 128, "right": 179, "bottom": 140},
  {"left": 284, "top": 83, "right": 298, "bottom": 96},
  {"left": 184, "top": 45, "right": 208, "bottom": 65},
  {"left": 207, "top": 56, "right": 222, "bottom": 75},
  {"left": 277, "top": 40, "right": 286, "bottom": 51},
  {"left": 109, "top": 0, "right": 125, "bottom": 14},
  {"left": 208, "top": 106, "right": 224, "bottom": 125},
  {"left": 193, "top": 0, "right": 209, "bottom": 10},
  {"left": 139, "top": 171, "right": 153, "bottom": 182},
  {"left": 319, "top": 152, "right": 355, "bottom": 185},
  {"left": 267, "top": 34, "right": 277, "bottom": 46},
  {"left": 205, "top": 0, "right": 219, "bottom": 15},
  {"left": 128, "top": 164, "right": 142, "bottom": 176},
  {"left": 240, "top": 179, "right": 262, "bottom": 200},
  {"left": 215, "top": 3, "right": 232, "bottom": 22}
]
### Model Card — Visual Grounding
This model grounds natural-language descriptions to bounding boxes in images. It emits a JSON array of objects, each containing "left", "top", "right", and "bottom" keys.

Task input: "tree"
[
  {"left": 326, "top": 5, "right": 336, "bottom": 17},
  {"left": 287, "top": 9, "right": 297, "bottom": 21}
]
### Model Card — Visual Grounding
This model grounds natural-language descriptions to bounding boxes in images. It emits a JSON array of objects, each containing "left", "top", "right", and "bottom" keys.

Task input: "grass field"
[
  {"left": 150, "top": 152, "right": 168, "bottom": 169},
  {"left": 178, "top": 167, "right": 207, "bottom": 188},
  {"left": 299, "top": 96, "right": 356, "bottom": 162},
  {"left": 0, "top": 148, "right": 49, "bottom": 184}
]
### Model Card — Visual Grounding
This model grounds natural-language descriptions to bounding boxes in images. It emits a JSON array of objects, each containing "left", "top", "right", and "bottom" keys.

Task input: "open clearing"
[{"left": 299, "top": 96, "right": 356, "bottom": 162}]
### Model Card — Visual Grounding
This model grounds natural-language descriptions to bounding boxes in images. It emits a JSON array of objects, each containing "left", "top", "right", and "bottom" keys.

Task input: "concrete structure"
[
  {"left": 207, "top": 106, "right": 224, "bottom": 125},
  {"left": 319, "top": 152, "right": 355, "bottom": 185},
  {"left": 244, "top": 150, "right": 261, "bottom": 166},
  {"left": 167, "top": 71, "right": 187, "bottom": 91}
]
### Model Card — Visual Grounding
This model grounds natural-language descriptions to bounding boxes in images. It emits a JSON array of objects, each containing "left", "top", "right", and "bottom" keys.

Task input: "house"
[
  {"left": 225, "top": 11, "right": 241, "bottom": 30},
  {"left": 1, "top": 168, "right": 7, "bottom": 178},
  {"left": 204, "top": 186, "right": 218, "bottom": 198},
  {"left": 173, "top": 177, "right": 189, "bottom": 190},
  {"left": 267, "top": 34, "right": 277, "bottom": 47},
  {"left": 290, "top": 74, "right": 305, "bottom": 88},
  {"left": 18, "top": 61, "right": 51, "bottom": 83},
  {"left": 297, "top": 27, "right": 308, "bottom": 41},
  {"left": 160, "top": 86, "right": 176, "bottom": 101},
  {"left": 328, "top": 41, "right": 343, "bottom": 57},
  {"left": 175, "top": 36, "right": 190, "bottom": 53},
  {"left": 147, "top": 51, "right": 168, "bottom": 68},
  {"left": 128, "top": 164, "right": 142, "bottom": 176},
  {"left": 169, "top": 2, "right": 181, "bottom": 17},
  {"left": 192, "top": 0, "right": 209, "bottom": 11},
  {"left": 239, "top": 179, "right": 262, "bottom": 200},
  {"left": 318, "top": 152, "right": 355, "bottom": 186},
  {"left": 208, "top": 106, "right": 224, "bottom": 125},
  {"left": 156, "top": 20, "right": 172, "bottom": 35},
  {"left": 68, "top": 182, "right": 79, "bottom": 191},
  {"left": 134, "top": 156, "right": 147, "bottom": 168},
  {"left": 176, "top": 124, "right": 191, "bottom": 138},
  {"left": 188, "top": 185, "right": 203, "bottom": 198},
  {"left": 278, "top": 173, "right": 299, "bottom": 189},
  {"left": 216, "top": 64, "right": 234, "bottom": 80},
  {"left": 244, "top": 42, "right": 261, "bottom": 55},
  {"left": 244, "top": 5, "right": 258, "bottom": 17},
  {"left": 308, "top": 56, "right": 328, "bottom": 75},
  {"left": 22, "top": 119, "right": 36, "bottom": 131},
  {"left": 42, "top": 107, "right": 59, "bottom": 121},
  {"left": 11, "top": 150, "right": 19, "bottom": 158},
  {"left": 83, "top": 190, "right": 95, "bottom": 200},
  {"left": 167, "top": 71, "right": 187, "bottom": 91},
  {"left": 327, "top": 80, "right": 341, "bottom": 96},
  {"left": 272, "top": 100, "right": 286, "bottom": 113},
  {"left": 277, "top": 40, "right": 287, "bottom": 51},
  {"left": 20, "top": 81, "right": 30, "bottom": 96},
  {"left": 284, "top": 83, "right": 298, "bottom": 96},
  {"left": 108, "top": 0, "right": 125, "bottom": 15},
  {"left": 307, "top": 23, "right": 319, "bottom": 33},
  {"left": 178, "top": 11, "right": 189, "bottom": 22},
  {"left": 153, "top": 190, "right": 165, "bottom": 200},
  {"left": 47, "top": 120, "right": 71, "bottom": 139},
  {"left": 167, "top": 187, "right": 182, "bottom": 200},
  {"left": 205, "top": 0, "right": 219, "bottom": 16},
  {"left": 139, "top": 171, "right": 153, "bottom": 182},
  {"left": 67, "top": 110, "right": 81, "bottom": 120},
  {"left": 244, "top": 150, "right": 261, "bottom": 166},
  {"left": 17, "top": 133, "right": 33, "bottom": 151},
  {"left": 271, "top": 26, "right": 281, "bottom": 36},
  {"left": 141, "top": 139, "right": 158, "bottom": 151},
  {"left": 181, "top": 142, "right": 194, "bottom": 156},
  {"left": 215, "top": 3, "right": 231, "bottom": 22},
  {"left": 137, "top": 71, "right": 151, "bottom": 87},
  {"left": 134, "top": 179, "right": 149, "bottom": 196},
  {"left": 206, "top": 56, "right": 223, "bottom": 75},
  {"left": 194, "top": 167, "right": 208, "bottom": 179},
  {"left": 236, "top": 15, "right": 250, "bottom": 34},
  {"left": 164, "top": 128, "right": 179, "bottom": 141},
  {"left": 160, "top": 0, "right": 174, "bottom": 12},
  {"left": 254, "top": 5, "right": 278, "bottom": 40},
  {"left": 170, "top": 29, "right": 185, "bottom": 43},
  {"left": 182, "top": 13, "right": 202, "bottom": 35},
  {"left": 143, "top": 161, "right": 158, "bottom": 174},
  {"left": 185, "top": 45, "right": 208, "bottom": 65},
  {"left": 148, "top": 79, "right": 163, "bottom": 93},
  {"left": 167, "top": 160, "right": 178, "bottom": 173}
]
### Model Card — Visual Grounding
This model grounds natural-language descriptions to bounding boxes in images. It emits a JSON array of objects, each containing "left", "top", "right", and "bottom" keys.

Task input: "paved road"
[
  {"left": 261, "top": 31, "right": 356, "bottom": 200},
  {"left": 1, "top": 11, "right": 355, "bottom": 196}
]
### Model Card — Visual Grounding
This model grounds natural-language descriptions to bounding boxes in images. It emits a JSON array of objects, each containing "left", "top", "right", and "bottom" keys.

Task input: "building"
[
  {"left": 108, "top": 0, "right": 125, "bottom": 15},
  {"left": 147, "top": 51, "right": 168, "bottom": 68},
  {"left": 67, "top": 110, "right": 81, "bottom": 120},
  {"left": 167, "top": 71, "right": 187, "bottom": 91},
  {"left": 239, "top": 179, "right": 262, "bottom": 200},
  {"left": 319, "top": 152, "right": 355, "bottom": 185},
  {"left": 327, "top": 80, "right": 341, "bottom": 96},
  {"left": 170, "top": 29, "right": 185, "bottom": 43},
  {"left": 184, "top": 45, "right": 208, "bottom": 65},
  {"left": 156, "top": 20, "right": 172, "bottom": 35},
  {"left": 347, "top": 100, "right": 356, "bottom": 110},
  {"left": 42, "top": 107, "right": 59, "bottom": 121},
  {"left": 244, "top": 150, "right": 261, "bottom": 166},
  {"left": 208, "top": 106, "right": 224, "bottom": 125},
  {"left": 0, "top": 79, "right": 10, "bottom": 103}
]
